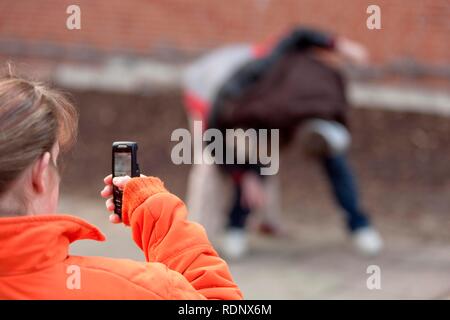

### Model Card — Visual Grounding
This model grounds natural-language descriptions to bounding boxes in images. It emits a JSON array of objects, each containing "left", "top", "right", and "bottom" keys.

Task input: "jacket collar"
[{"left": 0, "top": 214, "right": 105, "bottom": 276}]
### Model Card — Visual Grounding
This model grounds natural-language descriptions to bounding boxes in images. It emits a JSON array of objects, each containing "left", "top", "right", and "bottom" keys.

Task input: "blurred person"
[
  {"left": 183, "top": 27, "right": 383, "bottom": 259},
  {"left": 0, "top": 72, "right": 242, "bottom": 299}
]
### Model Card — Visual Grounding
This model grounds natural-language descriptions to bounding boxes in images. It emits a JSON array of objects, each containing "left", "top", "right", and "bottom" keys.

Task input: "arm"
[
  {"left": 275, "top": 28, "right": 369, "bottom": 64},
  {"left": 274, "top": 27, "right": 335, "bottom": 54},
  {"left": 209, "top": 27, "right": 337, "bottom": 129},
  {"left": 120, "top": 177, "right": 243, "bottom": 300},
  {"left": 215, "top": 28, "right": 335, "bottom": 103}
]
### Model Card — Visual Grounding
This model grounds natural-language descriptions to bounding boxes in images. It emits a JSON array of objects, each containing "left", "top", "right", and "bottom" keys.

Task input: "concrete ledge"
[
  {"left": 349, "top": 82, "right": 450, "bottom": 117},
  {"left": 53, "top": 59, "right": 450, "bottom": 117}
]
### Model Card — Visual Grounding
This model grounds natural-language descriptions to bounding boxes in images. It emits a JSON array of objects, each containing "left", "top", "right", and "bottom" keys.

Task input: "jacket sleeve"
[{"left": 121, "top": 177, "right": 243, "bottom": 300}]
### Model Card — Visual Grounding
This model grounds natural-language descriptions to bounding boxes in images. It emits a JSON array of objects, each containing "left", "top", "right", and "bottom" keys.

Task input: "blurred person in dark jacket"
[{"left": 182, "top": 27, "right": 383, "bottom": 259}]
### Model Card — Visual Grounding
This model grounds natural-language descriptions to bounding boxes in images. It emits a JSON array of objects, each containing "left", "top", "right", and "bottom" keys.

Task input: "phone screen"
[{"left": 114, "top": 151, "right": 132, "bottom": 177}]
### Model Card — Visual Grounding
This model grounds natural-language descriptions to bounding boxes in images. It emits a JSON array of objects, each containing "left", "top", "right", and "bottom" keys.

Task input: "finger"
[
  {"left": 100, "top": 185, "right": 113, "bottom": 198},
  {"left": 257, "top": 197, "right": 267, "bottom": 208},
  {"left": 109, "top": 213, "right": 122, "bottom": 224},
  {"left": 106, "top": 198, "right": 115, "bottom": 212},
  {"left": 112, "top": 175, "right": 131, "bottom": 190},
  {"left": 256, "top": 190, "right": 267, "bottom": 208},
  {"left": 104, "top": 174, "right": 112, "bottom": 185}
]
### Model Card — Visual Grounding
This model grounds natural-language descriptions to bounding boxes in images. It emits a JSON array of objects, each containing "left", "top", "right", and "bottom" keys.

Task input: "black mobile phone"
[{"left": 112, "top": 141, "right": 140, "bottom": 217}]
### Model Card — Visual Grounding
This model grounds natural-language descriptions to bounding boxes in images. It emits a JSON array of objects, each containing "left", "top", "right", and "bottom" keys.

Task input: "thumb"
[{"left": 112, "top": 175, "right": 131, "bottom": 190}]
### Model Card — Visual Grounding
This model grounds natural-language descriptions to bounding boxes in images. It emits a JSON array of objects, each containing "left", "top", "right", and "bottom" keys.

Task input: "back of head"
[{"left": 0, "top": 66, "right": 78, "bottom": 215}]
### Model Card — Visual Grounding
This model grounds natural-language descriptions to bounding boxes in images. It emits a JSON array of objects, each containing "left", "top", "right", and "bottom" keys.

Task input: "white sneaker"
[
  {"left": 352, "top": 227, "right": 384, "bottom": 257},
  {"left": 221, "top": 228, "right": 249, "bottom": 260}
]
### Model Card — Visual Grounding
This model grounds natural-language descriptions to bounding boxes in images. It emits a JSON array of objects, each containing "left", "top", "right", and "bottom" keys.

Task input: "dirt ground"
[{"left": 60, "top": 89, "right": 450, "bottom": 299}]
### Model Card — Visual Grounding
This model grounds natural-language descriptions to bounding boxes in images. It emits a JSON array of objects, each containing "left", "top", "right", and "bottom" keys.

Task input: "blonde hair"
[{"left": 0, "top": 67, "right": 78, "bottom": 196}]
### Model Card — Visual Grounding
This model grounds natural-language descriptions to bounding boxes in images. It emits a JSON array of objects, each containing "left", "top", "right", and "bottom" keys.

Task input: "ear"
[{"left": 31, "top": 152, "right": 51, "bottom": 194}]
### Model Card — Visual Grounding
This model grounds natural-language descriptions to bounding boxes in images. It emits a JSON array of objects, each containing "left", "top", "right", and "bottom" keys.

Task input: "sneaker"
[
  {"left": 352, "top": 226, "right": 383, "bottom": 257},
  {"left": 221, "top": 228, "right": 249, "bottom": 260}
]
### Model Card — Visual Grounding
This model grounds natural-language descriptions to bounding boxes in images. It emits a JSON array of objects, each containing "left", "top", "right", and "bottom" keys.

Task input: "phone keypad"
[{"left": 113, "top": 187, "right": 123, "bottom": 216}]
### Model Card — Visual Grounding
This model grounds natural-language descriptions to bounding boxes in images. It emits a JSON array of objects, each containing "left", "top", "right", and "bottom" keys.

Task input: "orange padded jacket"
[{"left": 0, "top": 177, "right": 242, "bottom": 299}]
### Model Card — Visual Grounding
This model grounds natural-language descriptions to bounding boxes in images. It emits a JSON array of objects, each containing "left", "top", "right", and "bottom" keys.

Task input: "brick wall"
[{"left": 0, "top": 0, "right": 448, "bottom": 64}]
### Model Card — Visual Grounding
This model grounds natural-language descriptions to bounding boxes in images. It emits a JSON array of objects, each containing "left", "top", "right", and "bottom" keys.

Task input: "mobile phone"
[{"left": 112, "top": 141, "right": 140, "bottom": 217}]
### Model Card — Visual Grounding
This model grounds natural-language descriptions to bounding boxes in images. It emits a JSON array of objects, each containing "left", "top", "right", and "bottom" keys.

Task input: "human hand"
[
  {"left": 335, "top": 37, "right": 370, "bottom": 65},
  {"left": 241, "top": 172, "right": 267, "bottom": 210},
  {"left": 100, "top": 174, "right": 145, "bottom": 224}
]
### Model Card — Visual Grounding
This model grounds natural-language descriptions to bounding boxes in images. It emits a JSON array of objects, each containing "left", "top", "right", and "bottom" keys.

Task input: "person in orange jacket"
[{"left": 0, "top": 72, "right": 242, "bottom": 300}]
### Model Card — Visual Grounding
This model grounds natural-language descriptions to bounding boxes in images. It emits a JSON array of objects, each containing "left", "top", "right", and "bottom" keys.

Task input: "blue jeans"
[
  {"left": 228, "top": 185, "right": 251, "bottom": 229},
  {"left": 228, "top": 154, "right": 370, "bottom": 232},
  {"left": 321, "top": 154, "right": 370, "bottom": 231}
]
